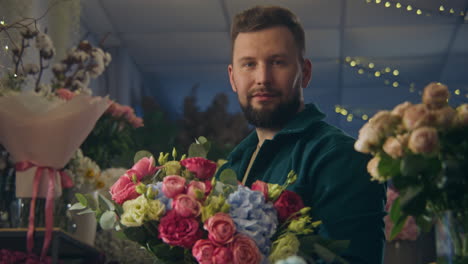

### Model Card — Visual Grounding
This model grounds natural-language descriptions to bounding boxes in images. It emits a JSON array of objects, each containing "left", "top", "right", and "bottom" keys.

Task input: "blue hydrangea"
[
  {"left": 275, "top": 256, "right": 307, "bottom": 264},
  {"left": 148, "top": 182, "right": 172, "bottom": 210},
  {"left": 227, "top": 185, "right": 278, "bottom": 256}
]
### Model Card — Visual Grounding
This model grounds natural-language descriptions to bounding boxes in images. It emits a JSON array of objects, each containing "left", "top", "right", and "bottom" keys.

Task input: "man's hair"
[{"left": 230, "top": 6, "right": 305, "bottom": 59}]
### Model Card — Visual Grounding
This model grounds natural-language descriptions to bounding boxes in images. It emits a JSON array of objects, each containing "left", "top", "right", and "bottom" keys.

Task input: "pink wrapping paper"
[{"left": 0, "top": 92, "right": 110, "bottom": 197}]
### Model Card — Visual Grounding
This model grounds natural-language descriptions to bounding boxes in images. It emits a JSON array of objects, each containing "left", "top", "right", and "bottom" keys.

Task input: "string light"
[
  {"left": 455, "top": 89, "right": 460, "bottom": 95},
  {"left": 350, "top": 61, "right": 357, "bottom": 67},
  {"left": 358, "top": 69, "right": 365, "bottom": 74},
  {"left": 368, "top": 63, "right": 375, "bottom": 68},
  {"left": 364, "top": 0, "right": 466, "bottom": 19},
  {"left": 392, "top": 81, "right": 399, "bottom": 88},
  {"left": 374, "top": 71, "right": 381, "bottom": 77},
  {"left": 393, "top": 70, "right": 399, "bottom": 76},
  {"left": 4, "top": 45, "right": 8, "bottom": 51},
  {"left": 0, "top": 20, "right": 5, "bottom": 26}
]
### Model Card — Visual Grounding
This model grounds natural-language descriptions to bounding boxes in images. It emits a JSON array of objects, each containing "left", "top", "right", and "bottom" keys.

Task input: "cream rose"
[
  {"left": 432, "top": 106, "right": 456, "bottom": 129},
  {"left": 383, "top": 137, "right": 404, "bottom": 159},
  {"left": 403, "top": 104, "right": 435, "bottom": 131},
  {"left": 422, "top": 82, "right": 450, "bottom": 109},
  {"left": 408, "top": 126, "right": 439, "bottom": 154},
  {"left": 392, "top": 101, "right": 413, "bottom": 118},
  {"left": 367, "top": 156, "right": 385, "bottom": 182},
  {"left": 454, "top": 104, "right": 468, "bottom": 127}
]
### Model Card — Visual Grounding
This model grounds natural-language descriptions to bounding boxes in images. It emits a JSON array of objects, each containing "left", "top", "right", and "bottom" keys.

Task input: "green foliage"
[
  {"left": 298, "top": 235, "right": 349, "bottom": 264},
  {"left": 134, "top": 150, "right": 153, "bottom": 164}
]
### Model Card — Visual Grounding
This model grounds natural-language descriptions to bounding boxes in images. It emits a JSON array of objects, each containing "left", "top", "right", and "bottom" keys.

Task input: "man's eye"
[
  {"left": 273, "top": 60, "right": 285, "bottom": 66},
  {"left": 243, "top": 62, "right": 255, "bottom": 68}
]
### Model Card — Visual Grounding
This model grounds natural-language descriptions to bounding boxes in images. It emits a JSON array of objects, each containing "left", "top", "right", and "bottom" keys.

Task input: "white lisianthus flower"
[
  {"left": 146, "top": 199, "right": 166, "bottom": 221},
  {"left": 121, "top": 195, "right": 147, "bottom": 227},
  {"left": 35, "top": 32, "right": 55, "bottom": 59}
]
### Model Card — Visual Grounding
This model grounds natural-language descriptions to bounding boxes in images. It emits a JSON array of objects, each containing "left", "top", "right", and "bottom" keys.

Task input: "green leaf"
[
  {"left": 326, "top": 240, "right": 350, "bottom": 253},
  {"left": 77, "top": 208, "right": 95, "bottom": 215},
  {"left": 147, "top": 242, "right": 184, "bottom": 262},
  {"left": 196, "top": 136, "right": 208, "bottom": 144},
  {"left": 98, "top": 193, "right": 115, "bottom": 211},
  {"left": 390, "top": 215, "right": 407, "bottom": 240},
  {"left": 123, "top": 226, "right": 148, "bottom": 245},
  {"left": 219, "top": 169, "right": 238, "bottom": 186},
  {"left": 389, "top": 197, "right": 401, "bottom": 223},
  {"left": 188, "top": 143, "right": 207, "bottom": 158},
  {"left": 69, "top": 202, "right": 86, "bottom": 211},
  {"left": 313, "top": 243, "right": 338, "bottom": 263},
  {"left": 416, "top": 215, "right": 434, "bottom": 233},
  {"left": 75, "top": 193, "right": 88, "bottom": 207},
  {"left": 378, "top": 154, "right": 401, "bottom": 179},
  {"left": 99, "top": 211, "right": 117, "bottom": 230},
  {"left": 134, "top": 150, "right": 153, "bottom": 164}
]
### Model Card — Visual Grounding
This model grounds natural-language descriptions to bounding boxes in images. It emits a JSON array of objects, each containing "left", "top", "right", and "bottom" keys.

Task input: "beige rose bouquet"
[{"left": 354, "top": 82, "right": 468, "bottom": 262}]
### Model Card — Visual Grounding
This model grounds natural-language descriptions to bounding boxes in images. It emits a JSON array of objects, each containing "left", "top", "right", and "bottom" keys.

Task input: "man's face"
[{"left": 228, "top": 26, "right": 312, "bottom": 129}]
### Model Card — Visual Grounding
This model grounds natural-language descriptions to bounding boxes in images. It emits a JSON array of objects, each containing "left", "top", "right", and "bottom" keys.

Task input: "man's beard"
[{"left": 239, "top": 88, "right": 301, "bottom": 129}]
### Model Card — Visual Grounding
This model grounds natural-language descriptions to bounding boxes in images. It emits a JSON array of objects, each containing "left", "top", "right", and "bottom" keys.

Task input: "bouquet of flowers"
[
  {"left": 71, "top": 138, "right": 349, "bottom": 264},
  {"left": 354, "top": 82, "right": 468, "bottom": 261}
]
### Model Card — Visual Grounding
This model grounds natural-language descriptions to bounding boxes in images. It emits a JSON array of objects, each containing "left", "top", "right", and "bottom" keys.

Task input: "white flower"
[
  {"left": 103, "top": 52, "right": 112, "bottom": 66},
  {"left": 35, "top": 33, "right": 55, "bottom": 59},
  {"left": 52, "top": 63, "right": 67, "bottom": 74},
  {"left": 72, "top": 50, "right": 89, "bottom": 63},
  {"left": 89, "top": 49, "right": 106, "bottom": 78},
  {"left": 100, "top": 168, "right": 126, "bottom": 191}
]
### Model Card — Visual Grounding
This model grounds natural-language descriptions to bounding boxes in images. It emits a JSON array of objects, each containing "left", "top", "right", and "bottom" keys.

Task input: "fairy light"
[
  {"left": 416, "top": 9, "right": 422, "bottom": 15},
  {"left": 439, "top": 5, "right": 445, "bottom": 12},
  {"left": 455, "top": 89, "right": 461, "bottom": 95},
  {"left": 393, "top": 69, "right": 399, "bottom": 76},
  {"left": 350, "top": 61, "right": 357, "bottom": 67},
  {"left": 375, "top": 0, "right": 382, "bottom": 4},
  {"left": 4, "top": 45, "right": 8, "bottom": 51},
  {"left": 385, "top": 2, "right": 391, "bottom": 8},
  {"left": 385, "top": 67, "right": 391, "bottom": 73},
  {"left": 347, "top": 114, "right": 354, "bottom": 122},
  {"left": 368, "top": 63, "right": 375, "bottom": 69},
  {"left": 396, "top": 3, "right": 402, "bottom": 8},
  {"left": 407, "top": 5, "right": 413, "bottom": 11},
  {"left": 375, "top": 71, "right": 381, "bottom": 77},
  {"left": 345, "top": 56, "right": 351, "bottom": 62},
  {"left": 358, "top": 69, "right": 365, "bottom": 74},
  {"left": 393, "top": 81, "right": 399, "bottom": 88},
  {"left": 384, "top": 79, "right": 390, "bottom": 85},
  {"left": 0, "top": 20, "right": 5, "bottom": 26},
  {"left": 341, "top": 109, "right": 348, "bottom": 116},
  {"left": 365, "top": 0, "right": 466, "bottom": 19},
  {"left": 362, "top": 115, "right": 369, "bottom": 121}
]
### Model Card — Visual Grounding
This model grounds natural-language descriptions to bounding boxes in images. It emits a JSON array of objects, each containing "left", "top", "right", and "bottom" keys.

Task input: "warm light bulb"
[
  {"left": 341, "top": 109, "right": 348, "bottom": 116},
  {"left": 439, "top": 5, "right": 445, "bottom": 12},
  {"left": 362, "top": 115, "right": 369, "bottom": 121},
  {"left": 366, "top": 0, "right": 371, "bottom": 3},
  {"left": 409, "top": 87, "right": 415, "bottom": 93},
  {"left": 455, "top": 89, "right": 461, "bottom": 95},
  {"left": 375, "top": 0, "right": 381, "bottom": 4},
  {"left": 385, "top": 67, "right": 391, "bottom": 73},
  {"left": 13, "top": 74, "right": 17, "bottom": 77},
  {"left": 450, "top": 8, "right": 455, "bottom": 14},
  {"left": 335, "top": 106, "right": 341, "bottom": 113},
  {"left": 0, "top": 20, "right": 5, "bottom": 26},
  {"left": 350, "top": 61, "right": 357, "bottom": 67},
  {"left": 347, "top": 114, "right": 353, "bottom": 122},
  {"left": 393, "top": 69, "right": 399, "bottom": 76},
  {"left": 396, "top": 3, "right": 402, "bottom": 8},
  {"left": 375, "top": 72, "right": 381, "bottom": 77},
  {"left": 416, "top": 9, "right": 422, "bottom": 15},
  {"left": 368, "top": 62, "right": 375, "bottom": 68},
  {"left": 4, "top": 45, "right": 8, "bottom": 50},
  {"left": 385, "top": 2, "right": 391, "bottom": 7},
  {"left": 358, "top": 69, "right": 365, "bottom": 74},
  {"left": 407, "top": 5, "right": 413, "bottom": 11},
  {"left": 345, "top": 56, "right": 351, "bottom": 62},
  {"left": 393, "top": 81, "right": 399, "bottom": 88}
]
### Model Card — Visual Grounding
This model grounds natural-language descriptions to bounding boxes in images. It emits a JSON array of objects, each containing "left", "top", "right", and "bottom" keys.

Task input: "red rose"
[
  {"left": 55, "top": 88, "right": 75, "bottom": 101},
  {"left": 251, "top": 180, "right": 268, "bottom": 200},
  {"left": 109, "top": 174, "right": 139, "bottom": 205},
  {"left": 229, "top": 234, "right": 262, "bottom": 264},
  {"left": 204, "top": 213, "right": 236, "bottom": 245},
  {"left": 158, "top": 211, "right": 203, "bottom": 248},
  {"left": 192, "top": 239, "right": 215, "bottom": 264},
  {"left": 274, "top": 190, "right": 305, "bottom": 222},
  {"left": 212, "top": 247, "right": 233, "bottom": 264},
  {"left": 173, "top": 194, "right": 202, "bottom": 218},
  {"left": 181, "top": 157, "right": 217, "bottom": 180}
]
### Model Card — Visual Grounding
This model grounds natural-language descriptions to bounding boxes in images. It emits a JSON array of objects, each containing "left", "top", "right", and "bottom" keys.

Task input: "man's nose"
[{"left": 255, "top": 63, "right": 272, "bottom": 86}]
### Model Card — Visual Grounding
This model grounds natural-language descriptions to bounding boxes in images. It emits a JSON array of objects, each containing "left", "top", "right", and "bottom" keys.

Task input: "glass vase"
[{"left": 436, "top": 211, "right": 468, "bottom": 264}]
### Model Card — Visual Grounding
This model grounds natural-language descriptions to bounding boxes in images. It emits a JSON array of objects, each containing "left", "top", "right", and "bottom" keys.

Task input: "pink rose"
[
  {"left": 187, "top": 181, "right": 207, "bottom": 201},
  {"left": 107, "top": 102, "right": 125, "bottom": 118},
  {"left": 403, "top": 104, "right": 435, "bottom": 131},
  {"left": 229, "top": 234, "right": 262, "bottom": 264},
  {"left": 158, "top": 211, "right": 203, "bottom": 248},
  {"left": 204, "top": 213, "right": 236, "bottom": 245},
  {"left": 162, "top": 175, "right": 186, "bottom": 198},
  {"left": 192, "top": 239, "right": 215, "bottom": 264},
  {"left": 408, "top": 126, "right": 439, "bottom": 154},
  {"left": 181, "top": 157, "right": 217, "bottom": 180},
  {"left": 130, "top": 116, "right": 144, "bottom": 128},
  {"left": 251, "top": 180, "right": 268, "bottom": 200},
  {"left": 384, "top": 188, "right": 420, "bottom": 241},
  {"left": 173, "top": 194, "right": 202, "bottom": 218},
  {"left": 109, "top": 174, "right": 139, "bottom": 204},
  {"left": 55, "top": 88, "right": 75, "bottom": 101},
  {"left": 274, "top": 190, "right": 304, "bottom": 223},
  {"left": 127, "top": 156, "right": 159, "bottom": 181},
  {"left": 422, "top": 82, "right": 450, "bottom": 109},
  {"left": 212, "top": 247, "right": 233, "bottom": 264}
]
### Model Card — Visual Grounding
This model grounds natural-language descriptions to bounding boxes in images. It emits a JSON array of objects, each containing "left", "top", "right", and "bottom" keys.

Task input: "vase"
[
  {"left": 436, "top": 211, "right": 468, "bottom": 264},
  {"left": 69, "top": 209, "right": 97, "bottom": 246}
]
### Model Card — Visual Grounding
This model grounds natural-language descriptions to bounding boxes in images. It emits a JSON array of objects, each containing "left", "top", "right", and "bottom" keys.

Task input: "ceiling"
[{"left": 80, "top": 0, "right": 468, "bottom": 135}]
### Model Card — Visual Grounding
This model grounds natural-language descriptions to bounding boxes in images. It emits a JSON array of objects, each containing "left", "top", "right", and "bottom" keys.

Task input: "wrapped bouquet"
[{"left": 71, "top": 138, "right": 349, "bottom": 264}]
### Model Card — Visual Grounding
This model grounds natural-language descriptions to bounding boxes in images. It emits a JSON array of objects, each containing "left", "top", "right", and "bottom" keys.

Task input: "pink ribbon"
[{"left": 15, "top": 161, "right": 74, "bottom": 260}]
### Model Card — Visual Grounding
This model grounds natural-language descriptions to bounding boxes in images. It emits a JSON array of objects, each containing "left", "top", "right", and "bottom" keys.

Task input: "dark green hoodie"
[{"left": 218, "top": 104, "right": 386, "bottom": 264}]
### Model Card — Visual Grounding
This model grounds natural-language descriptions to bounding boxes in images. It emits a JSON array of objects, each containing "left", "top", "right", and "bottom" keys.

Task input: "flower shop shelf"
[{"left": 0, "top": 227, "right": 101, "bottom": 263}]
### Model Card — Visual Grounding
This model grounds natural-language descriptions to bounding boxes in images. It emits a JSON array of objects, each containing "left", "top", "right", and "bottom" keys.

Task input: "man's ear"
[
  {"left": 301, "top": 59, "right": 312, "bottom": 89},
  {"left": 228, "top": 64, "right": 237, "bottom": 93}
]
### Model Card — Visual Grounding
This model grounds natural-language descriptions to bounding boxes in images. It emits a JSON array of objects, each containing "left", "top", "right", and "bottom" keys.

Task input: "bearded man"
[{"left": 219, "top": 5, "right": 386, "bottom": 264}]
